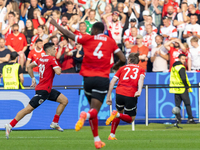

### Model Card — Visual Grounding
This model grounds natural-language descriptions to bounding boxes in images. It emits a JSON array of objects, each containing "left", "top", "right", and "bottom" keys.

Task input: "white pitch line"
[{"left": 0, "top": 137, "right": 59, "bottom": 139}]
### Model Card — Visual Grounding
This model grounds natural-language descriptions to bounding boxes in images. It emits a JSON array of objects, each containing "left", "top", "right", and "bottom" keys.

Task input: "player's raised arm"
[
  {"left": 50, "top": 17, "right": 76, "bottom": 41},
  {"left": 27, "top": 62, "right": 37, "bottom": 87},
  {"left": 113, "top": 50, "right": 126, "bottom": 70},
  {"left": 106, "top": 77, "right": 118, "bottom": 105}
]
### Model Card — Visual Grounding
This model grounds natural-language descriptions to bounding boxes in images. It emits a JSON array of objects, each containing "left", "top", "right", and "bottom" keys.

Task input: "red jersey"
[
  {"left": 34, "top": 55, "right": 60, "bottom": 93},
  {"left": 75, "top": 34, "right": 120, "bottom": 78},
  {"left": 32, "top": 18, "right": 46, "bottom": 29},
  {"left": 169, "top": 47, "right": 183, "bottom": 71},
  {"left": 162, "top": 2, "right": 179, "bottom": 17},
  {"left": 6, "top": 33, "right": 27, "bottom": 52},
  {"left": 114, "top": 64, "right": 145, "bottom": 97},
  {"left": 73, "top": 30, "right": 89, "bottom": 36},
  {"left": 27, "top": 48, "right": 46, "bottom": 72}
]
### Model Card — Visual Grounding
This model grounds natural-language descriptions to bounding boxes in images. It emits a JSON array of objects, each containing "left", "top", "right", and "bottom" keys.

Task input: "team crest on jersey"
[
  {"left": 19, "top": 37, "right": 22, "bottom": 40},
  {"left": 38, "top": 99, "right": 44, "bottom": 104}
]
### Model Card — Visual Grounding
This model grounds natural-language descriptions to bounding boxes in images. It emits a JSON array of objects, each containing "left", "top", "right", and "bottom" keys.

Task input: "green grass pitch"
[{"left": 1, "top": 123, "right": 200, "bottom": 150}]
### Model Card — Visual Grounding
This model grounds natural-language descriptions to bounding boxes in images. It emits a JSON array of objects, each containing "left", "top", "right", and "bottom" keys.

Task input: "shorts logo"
[{"left": 38, "top": 99, "right": 44, "bottom": 104}]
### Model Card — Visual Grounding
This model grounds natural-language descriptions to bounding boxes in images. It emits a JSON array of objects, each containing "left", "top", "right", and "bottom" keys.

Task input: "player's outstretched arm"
[
  {"left": 106, "top": 77, "right": 118, "bottom": 105},
  {"left": 134, "top": 75, "right": 145, "bottom": 97},
  {"left": 27, "top": 62, "right": 37, "bottom": 87},
  {"left": 50, "top": 17, "right": 76, "bottom": 41},
  {"left": 113, "top": 50, "right": 126, "bottom": 70}
]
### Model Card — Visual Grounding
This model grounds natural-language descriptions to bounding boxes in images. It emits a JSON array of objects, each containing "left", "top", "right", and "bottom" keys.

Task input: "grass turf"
[{"left": 1, "top": 123, "right": 200, "bottom": 150}]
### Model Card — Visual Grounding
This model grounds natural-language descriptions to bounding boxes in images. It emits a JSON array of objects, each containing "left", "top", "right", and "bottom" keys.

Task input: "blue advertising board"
[{"left": 0, "top": 72, "right": 199, "bottom": 130}]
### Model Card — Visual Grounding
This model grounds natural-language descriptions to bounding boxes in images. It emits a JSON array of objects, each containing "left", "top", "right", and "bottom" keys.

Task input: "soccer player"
[
  {"left": 105, "top": 53, "right": 145, "bottom": 140},
  {"left": 5, "top": 43, "right": 69, "bottom": 139},
  {"left": 50, "top": 18, "right": 126, "bottom": 149}
]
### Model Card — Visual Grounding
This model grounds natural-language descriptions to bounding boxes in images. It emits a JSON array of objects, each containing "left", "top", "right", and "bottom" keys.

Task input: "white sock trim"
[
  {"left": 86, "top": 113, "right": 90, "bottom": 119},
  {"left": 116, "top": 112, "right": 120, "bottom": 118},
  {"left": 94, "top": 136, "right": 101, "bottom": 142},
  {"left": 110, "top": 133, "right": 115, "bottom": 138}
]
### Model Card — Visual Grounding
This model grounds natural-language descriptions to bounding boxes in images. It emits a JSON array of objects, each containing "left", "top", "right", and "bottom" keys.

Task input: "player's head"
[
  {"left": 35, "top": 39, "right": 43, "bottom": 49},
  {"left": 128, "top": 53, "right": 139, "bottom": 64},
  {"left": 43, "top": 43, "right": 56, "bottom": 56},
  {"left": 91, "top": 22, "right": 104, "bottom": 35},
  {"left": 10, "top": 52, "right": 19, "bottom": 61},
  {"left": 178, "top": 54, "right": 186, "bottom": 64}
]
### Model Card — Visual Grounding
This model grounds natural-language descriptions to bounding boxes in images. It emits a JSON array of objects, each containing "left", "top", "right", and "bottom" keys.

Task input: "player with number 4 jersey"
[
  {"left": 50, "top": 18, "right": 126, "bottom": 149},
  {"left": 5, "top": 43, "right": 69, "bottom": 139},
  {"left": 105, "top": 53, "right": 145, "bottom": 140}
]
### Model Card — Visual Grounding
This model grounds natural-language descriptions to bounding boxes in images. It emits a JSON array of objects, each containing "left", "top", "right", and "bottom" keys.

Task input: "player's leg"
[
  {"left": 48, "top": 89, "right": 68, "bottom": 131},
  {"left": 18, "top": 52, "right": 25, "bottom": 69},
  {"left": 174, "top": 94, "right": 182, "bottom": 123},
  {"left": 5, "top": 90, "right": 48, "bottom": 139},
  {"left": 181, "top": 90, "right": 196, "bottom": 124}
]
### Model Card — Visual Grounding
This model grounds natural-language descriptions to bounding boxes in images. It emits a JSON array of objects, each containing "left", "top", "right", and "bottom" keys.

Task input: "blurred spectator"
[
  {"left": 0, "top": 38, "right": 10, "bottom": 73},
  {"left": 102, "top": 11, "right": 126, "bottom": 51},
  {"left": 46, "top": 10, "right": 61, "bottom": 36},
  {"left": 61, "top": 0, "right": 81, "bottom": 17},
  {"left": 69, "top": 21, "right": 87, "bottom": 35},
  {"left": 111, "top": 0, "right": 118, "bottom": 11},
  {"left": 151, "top": 35, "right": 169, "bottom": 72},
  {"left": 128, "top": 0, "right": 140, "bottom": 27},
  {"left": 84, "top": 9, "right": 97, "bottom": 34},
  {"left": 26, "top": 39, "right": 45, "bottom": 72},
  {"left": 183, "top": 14, "right": 200, "bottom": 48},
  {"left": 14, "top": 11, "right": 25, "bottom": 33},
  {"left": 68, "top": 14, "right": 80, "bottom": 31},
  {"left": 32, "top": 8, "right": 46, "bottom": 29},
  {"left": 188, "top": 37, "right": 200, "bottom": 71},
  {"left": 139, "top": 16, "right": 158, "bottom": 36},
  {"left": 56, "top": 37, "right": 75, "bottom": 73},
  {"left": 23, "top": 19, "right": 36, "bottom": 57},
  {"left": 85, "top": 0, "right": 106, "bottom": 21},
  {"left": 138, "top": 10, "right": 156, "bottom": 28},
  {"left": 30, "top": 25, "right": 49, "bottom": 50},
  {"left": 188, "top": 4, "right": 200, "bottom": 24},
  {"left": 117, "top": 2, "right": 129, "bottom": 32},
  {"left": 64, "top": 1, "right": 77, "bottom": 20},
  {"left": 166, "top": 5, "right": 176, "bottom": 23},
  {"left": 173, "top": 2, "right": 190, "bottom": 40},
  {"left": 9, "top": 1, "right": 20, "bottom": 15},
  {"left": 101, "top": 4, "right": 112, "bottom": 31},
  {"left": 51, "top": 35, "right": 59, "bottom": 50},
  {"left": 124, "top": 27, "right": 138, "bottom": 59},
  {"left": 164, "top": 38, "right": 186, "bottom": 71},
  {"left": 2, "top": 11, "right": 15, "bottom": 40},
  {"left": 6, "top": 23, "right": 27, "bottom": 69},
  {"left": 147, "top": 0, "right": 163, "bottom": 28},
  {"left": 123, "top": 18, "right": 138, "bottom": 41},
  {"left": 61, "top": 14, "right": 69, "bottom": 29},
  {"left": 0, "top": 0, "right": 7, "bottom": 36},
  {"left": 41, "top": 0, "right": 59, "bottom": 19},
  {"left": 135, "top": 0, "right": 151, "bottom": 22},
  {"left": 143, "top": 24, "right": 157, "bottom": 72},
  {"left": 162, "top": 0, "right": 179, "bottom": 17},
  {"left": 160, "top": 16, "right": 177, "bottom": 42},
  {"left": 131, "top": 34, "right": 148, "bottom": 70}
]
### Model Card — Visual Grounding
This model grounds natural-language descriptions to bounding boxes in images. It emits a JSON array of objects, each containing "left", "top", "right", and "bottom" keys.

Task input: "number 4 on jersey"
[{"left": 93, "top": 42, "right": 103, "bottom": 59}]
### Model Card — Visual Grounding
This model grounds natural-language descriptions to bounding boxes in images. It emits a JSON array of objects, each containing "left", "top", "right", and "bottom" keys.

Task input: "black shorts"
[
  {"left": 29, "top": 89, "right": 61, "bottom": 108},
  {"left": 116, "top": 94, "right": 138, "bottom": 116},
  {"left": 84, "top": 76, "right": 110, "bottom": 103}
]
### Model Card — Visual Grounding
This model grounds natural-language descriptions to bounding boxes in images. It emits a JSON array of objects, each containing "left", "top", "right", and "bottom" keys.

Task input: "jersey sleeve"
[
  {"left": 112, "top": 39, "right": 121, "bottom": 54},
  {"left": 51, "top": 57, "right": 61, "bottom": 69},
  {"left": 27, "top": 51, "right": 33, "bottom": 60},
  {"left": 75, "top": 34, "right": 91, "bottom": 45}
]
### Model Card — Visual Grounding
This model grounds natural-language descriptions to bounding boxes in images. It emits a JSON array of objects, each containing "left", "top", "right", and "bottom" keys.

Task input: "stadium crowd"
[{"left": 0, "top": 0, "right": 200, "bottom": 74}]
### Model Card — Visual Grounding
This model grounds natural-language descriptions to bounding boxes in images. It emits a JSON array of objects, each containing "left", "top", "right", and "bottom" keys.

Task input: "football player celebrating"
[
  {"left": 50, "top": 18, "right": 126, "bottom": 149},
  {"left": 5, "top": 43, "right": 69, "bottom": 139},
  {"left": 106, "top": 53, "right": 145, "bottom": 140}
]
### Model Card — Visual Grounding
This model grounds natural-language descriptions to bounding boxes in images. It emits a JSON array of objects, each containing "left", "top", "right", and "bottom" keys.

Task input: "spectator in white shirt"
[
  {"left": 128, "top": 0, "right": 140, "bottom": 27},
  {"left": 188, "top": 37, "right": 200, "bottom": 71},
  {"left": 173, "top": 2, "right": 190, "bottom": 39},
  {"left": 151, "top": 35, "right": 169, "bottom": 72},
  {"left": 183, "top": 14, "right": 200, "bottom": 48},
  {"left": 123, "top": 18, "right": 138, "bottom": 41}
]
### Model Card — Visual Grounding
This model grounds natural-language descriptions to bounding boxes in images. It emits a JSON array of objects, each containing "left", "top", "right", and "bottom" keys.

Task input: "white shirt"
[
  {"left": 188, "top": 45, "right": 200, "bottom": 70},
  {"left": 0, "top": 7, "right": 7, "bottom": 31},
  {"left": 109, "top": 21, "right": 124, "bottom": 44},
  {"left": 124, "top": 36, "right": 137, "bottom": 59},
  {"left": 160, "top": 25, "right": 177, "bottom": 42},
  {"left": 123, "top": 28, "right": 139, "bottom": 40},
  {"left": 183, "top": 23, "right": 200, "bottom": 48},
  {"left": 129, "top": 3, "right": 140, "bottom": 27},
  {"left": 139, "top": 25, "right": 158, "bottom": 36},
  {"left": 143, "top": 32, "right": 157, "bottom": 57},
  {"left": 175, "top": 11, "right": 188, "bottom": 30}
]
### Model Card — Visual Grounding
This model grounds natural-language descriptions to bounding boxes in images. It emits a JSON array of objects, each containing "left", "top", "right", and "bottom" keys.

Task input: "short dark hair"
[
  {"left": 92, "top": 22, "right": 104, "bottom": 33},
  {"left": 10, "top": 52, "right": 19, "bottom": 60},
  {"left": 178, "top": 54, "right": 186, "bottom": 58},
  {"left": 35, "top": 39, "right": 43, "bottom": 43},
  {"left": 61, "top": 14, "right": 68, "bottom": 19},
  {"left": 13, "top": 23, "right": 19, "bottom": 28},
  {"left": 181, "top": 2, "right": 188, "bottom": 5},
  {"left": 128, "top": 53, "right": 139, "bottom": 64},
  {"left": 43, "top": 43, "right": 54, "bottom": 52},
  {"left": 79, "top": 22, "right": 86, "bottom": 26},
  {"left": 8, "top": 11, "right": 15, "bottom": 17}
]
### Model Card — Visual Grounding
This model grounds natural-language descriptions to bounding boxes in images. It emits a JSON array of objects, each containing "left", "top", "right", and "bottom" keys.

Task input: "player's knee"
[{"left": 62, "top": 97, "right": 68, "bottom": 106}]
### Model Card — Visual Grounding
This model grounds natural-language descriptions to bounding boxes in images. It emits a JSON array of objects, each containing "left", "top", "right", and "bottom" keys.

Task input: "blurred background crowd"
[{"left": 0, "top": 0, "right": 200, "bottom": 74}]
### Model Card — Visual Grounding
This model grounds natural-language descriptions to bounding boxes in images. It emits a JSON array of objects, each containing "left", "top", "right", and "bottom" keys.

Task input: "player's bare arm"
[
  {"left": 134, "top": 75, "right": 145, "bottom": 97},
  {"left": 112, "top": 51, "right": 126, "bottom": 70},
  {"left": 106, "top": 77, "right": 118, "bottom": 105},
  {"left": 54, "top": 67, "right": 61, "bottom": 75},
  {"left": 50, "top": 17, "right": 76, "bottom": 41},
  {"left": 27, "top": 62, "right": 37, "bottom": 87}
]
